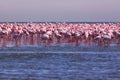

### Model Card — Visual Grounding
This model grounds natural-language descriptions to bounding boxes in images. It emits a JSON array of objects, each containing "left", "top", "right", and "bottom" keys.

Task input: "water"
[
  {"left": 0, "top": 45, "right": 120, "bottom": 80},
  {"left": 0, "top": 22, "right": 120, "bottom": 80},
  {"left": 0, "top": 22, "right": 119, "bottom": 24}
]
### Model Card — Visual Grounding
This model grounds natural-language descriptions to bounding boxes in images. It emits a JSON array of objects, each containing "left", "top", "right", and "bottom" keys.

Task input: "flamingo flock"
[{"left": 0, "top": 23, "right": 120, "bottom": 47}]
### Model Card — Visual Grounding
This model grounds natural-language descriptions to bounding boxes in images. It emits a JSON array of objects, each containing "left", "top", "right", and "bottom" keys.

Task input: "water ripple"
[{"left": 0, "top": 52, "right": 120, "bottom": 80}]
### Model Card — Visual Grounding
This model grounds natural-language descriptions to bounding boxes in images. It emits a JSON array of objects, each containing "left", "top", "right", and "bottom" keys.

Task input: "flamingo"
[
  {"left": 74, "top": 32, "right": 80, "bottom": 39},
  {"left": 0, "top": 22, "right": 119, "bottom": 47},
  {"left": 41, "top": 34, "right": 50, "bottom": 40}
]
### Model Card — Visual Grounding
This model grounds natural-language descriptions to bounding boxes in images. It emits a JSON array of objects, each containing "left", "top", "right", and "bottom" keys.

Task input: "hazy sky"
[{"left": 0, "top": 0, "right": 120, "bottom": 22}]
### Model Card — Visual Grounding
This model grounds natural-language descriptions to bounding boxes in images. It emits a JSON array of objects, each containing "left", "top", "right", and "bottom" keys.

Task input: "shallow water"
[
  {"left": 0, "top": 33, "right": 119, "bottom": 79},
  {"left": 0, "top": 22, "right": 120, "bottom": 79},
  {"left": 0, "top": 52, "right": 120, "bottom": 80},
  {"left": 0, "top": 45, "right": 120, "bottom": 80}
]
